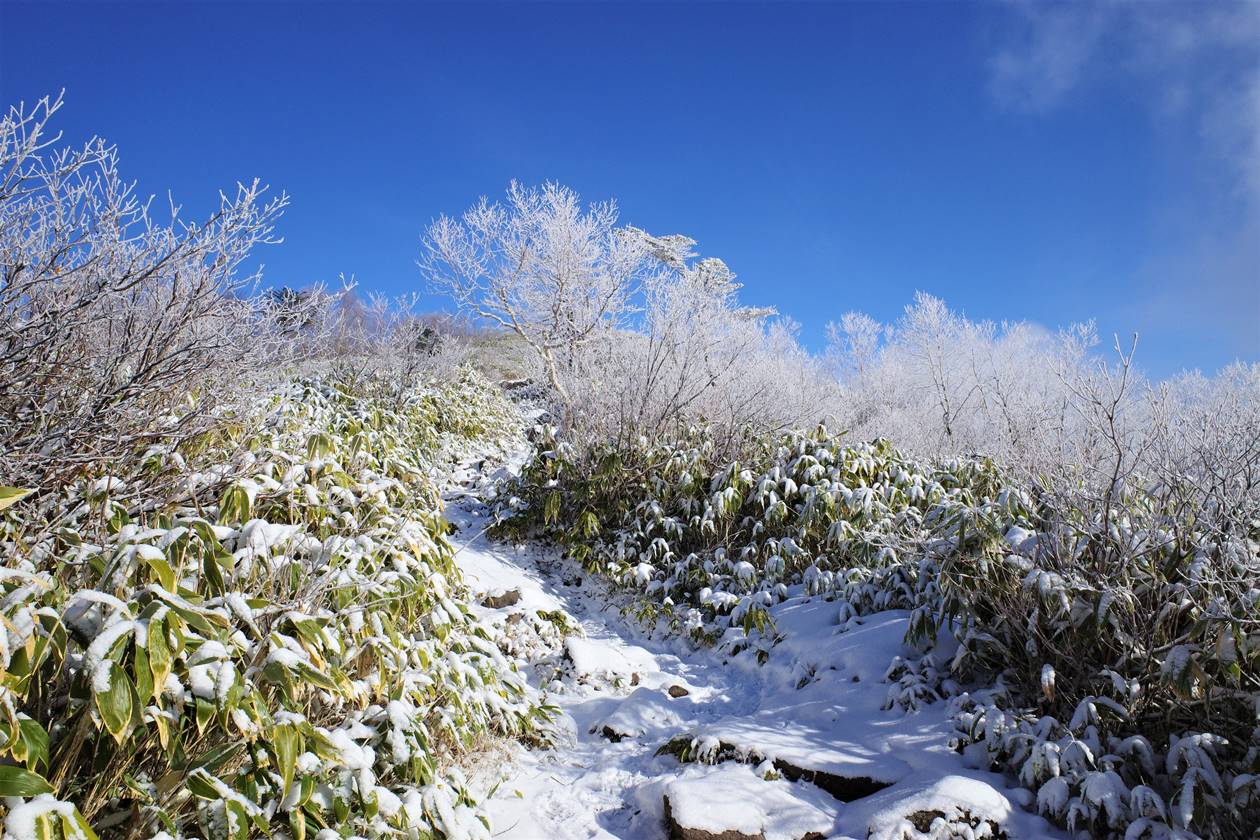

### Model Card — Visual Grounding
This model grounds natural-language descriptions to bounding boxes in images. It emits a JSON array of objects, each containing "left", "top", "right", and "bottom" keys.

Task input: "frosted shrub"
[
  {"left": 826, "top": 293, "right": 1260, "bottom": 499},
  {"left": 314, "top": 293, "right": 484, "bottom": 404}
]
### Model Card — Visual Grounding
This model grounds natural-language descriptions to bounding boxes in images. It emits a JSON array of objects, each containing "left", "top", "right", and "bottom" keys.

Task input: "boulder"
[
  {"left": 481, "top": 588, "right": 521, "bottom": 609},
  {"left": 664, "top": 794, "right": 765, "bottom": 840},
  {"left": 656, "top": 735, "right": 893, "bottom": 803},
  {"left": 660, "top": 762, "right": 839, "bottom": 840},
  {"left": 771, "top": 757, "right": 890, "bottom": 802},
  {"left": 850, "top": 775, "right": 1017, "bottom": 840},
  {"left": 594, "top": 687, "right": 683, "bottom": 742}
]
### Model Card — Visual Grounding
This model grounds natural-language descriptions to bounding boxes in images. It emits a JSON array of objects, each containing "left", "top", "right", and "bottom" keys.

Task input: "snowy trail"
[
  {"left": 443, "top": 463, "right": 1067, "bottom": 840},
  {"left": 445, "top": 481, "right": 746, "bottom": 838}
]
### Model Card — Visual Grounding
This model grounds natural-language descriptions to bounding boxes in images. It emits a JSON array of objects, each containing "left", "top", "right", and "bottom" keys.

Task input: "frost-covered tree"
[
  {"left": 0, "top": 93, "right": 334, "bottom": 486},
  {"left": 826, "top": 294, "right": 1122, "bottom": 474},
  {"left": 423, "top": 183, "right": 830, "bottom": 451},
  {"left": 587, "top": 243, "right": 789, "bottom": 445},
  {"left": 825, "top": 311, "right": 881, "bottom": 380},
  {"left": 420, "top": 181, "right": 662, "bottom": 421}
]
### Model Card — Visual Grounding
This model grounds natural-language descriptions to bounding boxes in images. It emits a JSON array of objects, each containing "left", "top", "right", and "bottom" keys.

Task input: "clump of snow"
[{"left": 4, "top": 796, "right": 83, "bottom": 840}]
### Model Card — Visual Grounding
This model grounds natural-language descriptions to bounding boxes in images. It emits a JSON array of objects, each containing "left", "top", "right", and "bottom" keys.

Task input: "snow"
[
  {"left": 265, "top": 647, "right": 309, "bottom": 669},
  {"left": 90, "top": 659, "right": 114, "bottom": 693},
  {"left": 188, "top": 663, "right": 217, "bottom": 700},
  {"left": 84, "top": 619, "right": 137, "bottom": 691},
  {"left": 851, "top": 775, "right": 1015, "bottom": 840},
  {"left": 444, "top": 457, "right": 1070, "bottom": 840},
  {"left": 3, "top": 795, "right": 82, "bottom": 840},
  {"left": 564, "top": 636, "right": 660, "bottom": 686},
  {"left": 661, "top": 763, "right": 838, "bottom": 840},
  {"left": 328, "top": 727, "right": 376, "bottom": 772}
]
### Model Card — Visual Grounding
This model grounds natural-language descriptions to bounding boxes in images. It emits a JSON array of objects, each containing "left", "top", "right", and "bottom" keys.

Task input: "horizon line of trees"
[{"left": 3, "top": 93, "right": 1256, "bottom": 515}]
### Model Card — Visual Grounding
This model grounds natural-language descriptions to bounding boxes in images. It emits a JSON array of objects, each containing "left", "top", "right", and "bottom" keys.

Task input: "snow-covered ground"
[{"left": 444, "top": 462, "right": 1066, "bottom": 840}]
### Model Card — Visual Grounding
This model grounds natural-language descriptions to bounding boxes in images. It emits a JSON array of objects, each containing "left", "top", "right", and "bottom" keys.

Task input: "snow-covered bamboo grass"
[
  {"left": 0, "top": 367, "right": 550, "bottom": 839},
  {"left": 495, "top": 416, "right": 1259, "bottom": 837}
]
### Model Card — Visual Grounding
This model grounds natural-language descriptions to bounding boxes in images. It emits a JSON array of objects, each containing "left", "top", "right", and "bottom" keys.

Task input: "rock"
[
  {"left": 481, "top": 588, "right": 521, "bottom": 609},
  {"left": 906, "top": 810, "right": 946, "bottom": 832},
  {"left": 655, "top": 735, "right": 893, "bottom": 802},
  {"left": 668, "top": 684, "right": 691, "bottom": 698},
  {"left": 563, "top": 637, "right": 659, "bottom": 687},
  {"left": 664, "top": 795, "right": 765, "bottom": 840},
  {"left": 905, "top": 809, "right": 1006, "bottom": 838},
  {"left": 851, "top": 775, "right": 1016, "bottom": 840},
  {"left": 595, "top": 688, "right": 683, "bottom": 743},
  {"left": 771, "top": 758, "right": 891, "bottom": 802},
  {"left": 663, "top": 763, "right": 838, "bottom": 840}
]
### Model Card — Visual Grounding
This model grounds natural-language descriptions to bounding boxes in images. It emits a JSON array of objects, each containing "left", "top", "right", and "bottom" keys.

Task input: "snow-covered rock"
[
  {"left": 846, "top": 774, "right": 1016, "bottom": 840},
  {"left": 662, "top": 764, "right": 837, "bottom": 840},
  {"left": 481, "top": 587, "right": 522, "bottom": 608}
]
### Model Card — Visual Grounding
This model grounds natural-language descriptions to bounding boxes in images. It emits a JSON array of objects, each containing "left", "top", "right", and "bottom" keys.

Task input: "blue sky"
[{"left": 2, "top": 0, "right": 1256, "bottom": 377}]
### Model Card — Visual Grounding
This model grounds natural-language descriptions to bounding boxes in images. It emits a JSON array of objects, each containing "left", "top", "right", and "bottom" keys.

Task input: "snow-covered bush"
[
  {"left": 935, "top": 475, "right": 1260, "bottom": 839},
  {"left": 497, "top": 412, "right": 1260, "bottom": 837},
  {"left": 493, "top": 423, "right": 997, "bottom": 646},
  {"left": 0, "top": 368, "right": 548, "bottom": 838}
]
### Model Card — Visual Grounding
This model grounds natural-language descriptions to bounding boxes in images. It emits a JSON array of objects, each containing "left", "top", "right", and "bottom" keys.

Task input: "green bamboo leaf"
[
  {"left": 95, "top": 662, "right": 135, "bottom": 743},
  {"left": 297, "top": 662, "right": 338, "bottom": 692},
  {"left": 195, "top": 697, "right": 215, "bottom": 733},
  {"left": 65, "top": 808, "right": 101, "bottom": 840},
  {"left": 185, "top": 769, "right": 220, "bottom": 800},
  {"left": 288, "top": 808, "right": 308, "bottom": 840},
  {"left": 143, "top": 552, "right": 177, "bottom": 592},
  {"left": 18, "top": 716, "right": 50, "bottom": 772},
  {"left": 272, "top": 722, "right": 300, "bottom": 796},
  {"left": 0, "top": 486, "right": 34, "bottom": 511},
  {"left": 148, "top": 615, "right": 172, "bottom": 701},
  {"left": 133, "top": 643, "right": 154, "bottom": 705},
  {"left": 0, "top": 764, "right": 54, "bottom": 796},
  {"left": 184, "top": 742, "right": 242, "bottom": 775}
]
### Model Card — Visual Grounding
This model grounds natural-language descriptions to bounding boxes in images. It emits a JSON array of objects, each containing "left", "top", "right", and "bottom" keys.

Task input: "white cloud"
[
  {"left": 989, "top": 1, "right": 1259, "bottom": 192},
  {"left": 988, "top": 3, "right": 1112, "bottom": 112},
  {"left": 988, "top": 0, "right": 1260, "bottom": 365}
]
